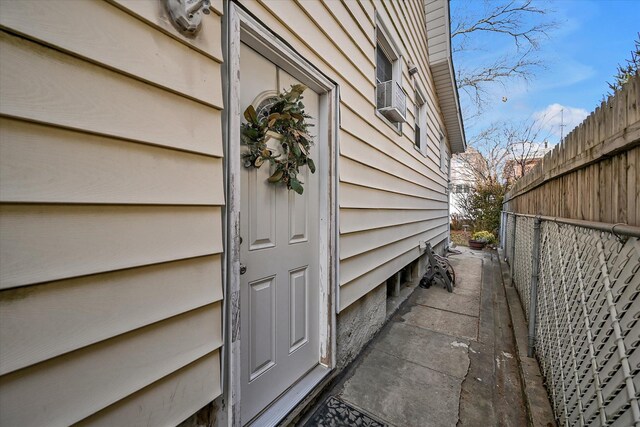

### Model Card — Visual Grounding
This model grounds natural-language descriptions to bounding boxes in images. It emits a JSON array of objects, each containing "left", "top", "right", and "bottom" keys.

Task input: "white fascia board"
[{"left": 425, "top": 0, "right": 466, "bottom": 154}]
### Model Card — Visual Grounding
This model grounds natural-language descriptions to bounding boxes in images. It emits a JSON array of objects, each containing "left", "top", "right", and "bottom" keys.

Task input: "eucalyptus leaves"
[{"left": 241, "top": 84, "right": 316, "bottom": 195}]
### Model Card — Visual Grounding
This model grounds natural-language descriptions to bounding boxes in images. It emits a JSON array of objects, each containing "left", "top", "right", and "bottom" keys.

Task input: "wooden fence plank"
[{"left": 504, "top": 74, "right": 639, "bottom": 226}]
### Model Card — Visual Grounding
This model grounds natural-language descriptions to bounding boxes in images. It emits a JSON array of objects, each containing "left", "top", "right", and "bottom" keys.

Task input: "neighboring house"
[
  {"left": 502, "top": 143, "right": 552, "bottom": 185},
  {"left": 449, "top": 149, "right": 483, "bottom": 217},
  {"left": 0, "top": 1, "right": 465, "bottom": 426},
  {"left": 450, "top": 142, "right": 552, "bottom": 218}
]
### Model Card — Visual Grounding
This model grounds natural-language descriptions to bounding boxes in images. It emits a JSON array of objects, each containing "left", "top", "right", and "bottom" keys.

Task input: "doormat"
[{"left": 302, "top": 396, "right": 387, "bottom": 427}]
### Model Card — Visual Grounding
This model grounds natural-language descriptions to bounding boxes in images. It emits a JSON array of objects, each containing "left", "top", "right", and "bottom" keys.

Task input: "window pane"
[{"left": 376, "top": 45, "right": 393, "bottom": 83}]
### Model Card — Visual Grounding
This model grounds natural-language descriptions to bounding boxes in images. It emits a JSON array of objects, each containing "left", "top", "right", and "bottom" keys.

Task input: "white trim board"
[{"left": 223, "top": 4, "right": 339, "bottom": 426}]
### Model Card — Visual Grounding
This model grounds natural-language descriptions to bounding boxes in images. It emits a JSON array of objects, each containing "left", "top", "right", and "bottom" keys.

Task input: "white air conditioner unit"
[{"left": 376, "top": 80, "right": 406, "bottom": 123}]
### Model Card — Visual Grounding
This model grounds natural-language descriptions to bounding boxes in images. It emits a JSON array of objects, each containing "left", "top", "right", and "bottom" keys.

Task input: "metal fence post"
[
  {"left": 528, "top": 217, "right": 542, "bottom": 357},
  {"left": 510, "top": 214, "right": 517, "bottom": 273},
  {"left": 500, "top": 211, "right": 506, "bottom": 250}
]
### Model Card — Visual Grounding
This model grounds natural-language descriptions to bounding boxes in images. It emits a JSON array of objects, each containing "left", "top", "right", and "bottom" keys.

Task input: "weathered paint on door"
[{"left": 239, "top": 43, "right": 320, "bottom": 424}]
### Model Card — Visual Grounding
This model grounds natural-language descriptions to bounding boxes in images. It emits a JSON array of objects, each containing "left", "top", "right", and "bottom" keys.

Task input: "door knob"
[{"left": 240, "top": 263, "right": 247, "bottom": 275}]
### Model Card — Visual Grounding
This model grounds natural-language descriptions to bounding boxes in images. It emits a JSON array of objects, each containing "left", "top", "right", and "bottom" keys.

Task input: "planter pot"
[{"left": 468, "top": 239, "right": 486, "bottom": 250}]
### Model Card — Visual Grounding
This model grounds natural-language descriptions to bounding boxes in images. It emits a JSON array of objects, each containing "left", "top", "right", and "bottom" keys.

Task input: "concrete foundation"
[
  {"left": 337, "top": 238, "right": 449, "bottom": 370},
  {"left": 336, "top": 283, "right": 386, "bottom": 369}
]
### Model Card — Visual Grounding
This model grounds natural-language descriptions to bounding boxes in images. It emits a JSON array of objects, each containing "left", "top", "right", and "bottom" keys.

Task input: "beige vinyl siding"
[
  {"left": 0, "top": 0, "right": 223, "bottom": 107},
  {"left": 0, "top": 32, "right": 222, "bottom": 156},
  {"left": 323, "top": 0, "right": 375, "bottom": 65},
  {"left": 76, "top": 350, "right": 222, "bottom": 427},
  {"left": 240, "top": 0, "right": 451, "bottom": 311},
  {"left": 341, "top": 209, "right": 449, "bottom": 234},
  {"left": 0, "top": 119, "right": 224, "bottom": 205},
  {"left": 0, "top": 2, "right": 224, "bottom": 426},
  {"left": 339, "top": 0, "right": 375, "bottom": 45},
  {"left": 340, "top": 157, "right": 446, "bottom": 201}
]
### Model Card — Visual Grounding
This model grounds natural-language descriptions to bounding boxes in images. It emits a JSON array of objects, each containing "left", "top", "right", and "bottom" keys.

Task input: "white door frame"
[{"left": 223, "top": 3, "right": 339, "bottom": 426}]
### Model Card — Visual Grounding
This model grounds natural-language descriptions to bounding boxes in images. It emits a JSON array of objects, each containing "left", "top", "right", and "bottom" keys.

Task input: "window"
[
  {"left": 452, "top": 184, "right": 470, "bottom": 194},
  {"left": 414, "top": 87, "right": 426, "bottom": 154},
  {"left": 376, "top": 47, "right": 393, "bottom": 85},
  {"left": 375, "top": 16, "right": 405, "bottom": 130}
]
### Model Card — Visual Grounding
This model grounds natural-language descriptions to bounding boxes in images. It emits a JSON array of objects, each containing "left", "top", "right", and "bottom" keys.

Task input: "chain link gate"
[{"left": 502, "top": 212, "right": 640, "bottom": 427}]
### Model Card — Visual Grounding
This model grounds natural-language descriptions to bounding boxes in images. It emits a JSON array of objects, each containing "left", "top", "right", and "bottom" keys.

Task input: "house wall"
[
  {"left": 0, "top": 0, "right": 456, "bottom": 425},
  {"left": 236, "top": 0, "right": 452, "bottom": 313},
  {"left": 0, "top": 1, "right": 225, "bottom": 426}
]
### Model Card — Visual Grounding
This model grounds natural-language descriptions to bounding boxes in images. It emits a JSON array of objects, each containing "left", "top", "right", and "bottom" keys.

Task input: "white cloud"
[{"left": 533, "top": 103, "right": 589, "bottom": 139}]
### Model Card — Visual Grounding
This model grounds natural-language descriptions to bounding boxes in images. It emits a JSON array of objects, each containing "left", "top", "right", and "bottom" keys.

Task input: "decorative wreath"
[{"left": 241, "top": 84, "right": 315, "bottom": 195}]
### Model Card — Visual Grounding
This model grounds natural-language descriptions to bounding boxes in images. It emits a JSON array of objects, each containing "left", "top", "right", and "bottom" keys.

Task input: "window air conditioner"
[{"left": 376, "top": 80, "right": 407, "bottom": 123}]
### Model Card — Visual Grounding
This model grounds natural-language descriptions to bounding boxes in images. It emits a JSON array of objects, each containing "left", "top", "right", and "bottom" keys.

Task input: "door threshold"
[{"left": 247, "top": 364, "right": 331, "bottom": 427}]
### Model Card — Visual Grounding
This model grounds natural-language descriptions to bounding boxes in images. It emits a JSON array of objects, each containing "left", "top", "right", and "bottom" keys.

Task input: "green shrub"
[
  {"left": 472, "top": 230, "right": 496, "bottom": 244},
  {"left": 457, "top": 181, "right": 506, "bottom": 236}
]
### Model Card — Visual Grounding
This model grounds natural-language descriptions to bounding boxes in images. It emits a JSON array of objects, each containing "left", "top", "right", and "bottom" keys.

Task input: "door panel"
[
  {"left": 248, "top": 165, "right": 277, "bottom": 250},
  {"left": 248, "top": 275, "right": 276, "bottom": 379},
  {"left": 288, "top": 180, "right": 309, "bottom": 243},
  {"left": 239, "top": 44, "right": 321, "bottom": 424},
  {"left": 289, "top": 266, "right": 308, "bottom": 351}
]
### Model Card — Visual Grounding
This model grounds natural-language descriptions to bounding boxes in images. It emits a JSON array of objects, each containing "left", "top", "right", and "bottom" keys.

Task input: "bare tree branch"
[
  {"left": 451, "top": 0, "right": 557, "bottom": 114},
  {"left": 452, "top": 0, "right": 555, "bottom": 51},
  {"left": 452, "top": 116, "right": 554, "bottom": 186},
  {"left": 456, "top": 49, "right": 542, "bottom": 112}
]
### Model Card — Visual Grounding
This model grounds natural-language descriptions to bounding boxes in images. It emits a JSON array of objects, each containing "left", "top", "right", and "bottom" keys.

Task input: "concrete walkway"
[{"left": 302, "top": 248, "right": 528, "bottom": 427}]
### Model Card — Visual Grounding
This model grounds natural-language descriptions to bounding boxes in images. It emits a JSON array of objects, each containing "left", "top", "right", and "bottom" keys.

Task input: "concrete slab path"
[{"left": 301, "top": 248, "right": 529, "bottom": 427}]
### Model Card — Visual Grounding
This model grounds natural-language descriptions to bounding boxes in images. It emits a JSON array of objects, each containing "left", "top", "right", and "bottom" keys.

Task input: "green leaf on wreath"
[
  {"left": 307, "top": 158, "right": 316, "bottom": 173},
  {"left": 243, "top": 105, "right": 258, "bottom": 124},
  {"left": 290, "top": 178, "right": 304, "bottom": 194},
  {"left": 241, "top": 85, "right": 315, "bottom": 194},
  {"left": 291, "top": 141, "right": 301, "bottom": 157},
  {"left": 268, "top": 170, "right": 284, "bottom": 183}
]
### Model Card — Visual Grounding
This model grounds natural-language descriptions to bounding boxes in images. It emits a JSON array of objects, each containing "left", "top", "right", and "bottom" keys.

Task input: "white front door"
[{"left": 239, "top": 43, "right": 321, "bottom": 424}]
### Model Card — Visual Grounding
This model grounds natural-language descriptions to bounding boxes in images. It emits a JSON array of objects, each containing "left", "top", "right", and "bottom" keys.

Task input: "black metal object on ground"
[
  {"left": 419, "top": 243, "right": 454, "bottom": 292},
  {"left": 301, "top": 396, "right": 387, "bottom": 427}
]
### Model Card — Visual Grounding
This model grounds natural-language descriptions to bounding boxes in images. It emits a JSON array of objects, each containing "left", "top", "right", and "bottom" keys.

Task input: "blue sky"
[{"left": 451, "top": 0, "right": 640, "bottom": 143}]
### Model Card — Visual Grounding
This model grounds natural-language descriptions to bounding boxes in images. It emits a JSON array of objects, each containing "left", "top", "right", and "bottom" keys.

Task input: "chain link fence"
[{"left": 502, "top": 212, "right": 640, "bottom": 427}]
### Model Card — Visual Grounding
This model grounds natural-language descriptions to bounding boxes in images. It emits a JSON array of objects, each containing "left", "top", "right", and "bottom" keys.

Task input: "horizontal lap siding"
[
  {"left": 0, "top": 118, "right": 224, "bottom": 205},
  {"left": 1, "top": 304, "right": 222, "bottom": 427},
  {"left": 0, "top": 32, "right": 222, "bottom": 157},
  {"left": 241, "top": 0, "right": 450, "bottom": 311},
  {"left": 0, "top": 2, "right": 224, "bottom": 426},
  {"left": 76, "top": 350, "right": 222, "bottom": 427},
  {"left": 0, "top": 204, "right": 223, "bottom": 289}
]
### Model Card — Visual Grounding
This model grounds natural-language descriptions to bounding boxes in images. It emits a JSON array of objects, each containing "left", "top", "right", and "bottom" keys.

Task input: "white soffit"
[{"left": 425, "top": 0, "right": 466, "bottom": 153}]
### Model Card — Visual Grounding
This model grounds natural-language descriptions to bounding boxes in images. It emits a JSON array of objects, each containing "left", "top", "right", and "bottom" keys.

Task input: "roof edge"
[{"left": 425, "top": 0, "right": 466, "bottom": 153}]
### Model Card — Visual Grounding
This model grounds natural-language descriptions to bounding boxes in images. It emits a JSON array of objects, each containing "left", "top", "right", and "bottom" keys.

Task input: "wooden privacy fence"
[{"left": 503, "top": 73, "right": 640, "bottom": 226}]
